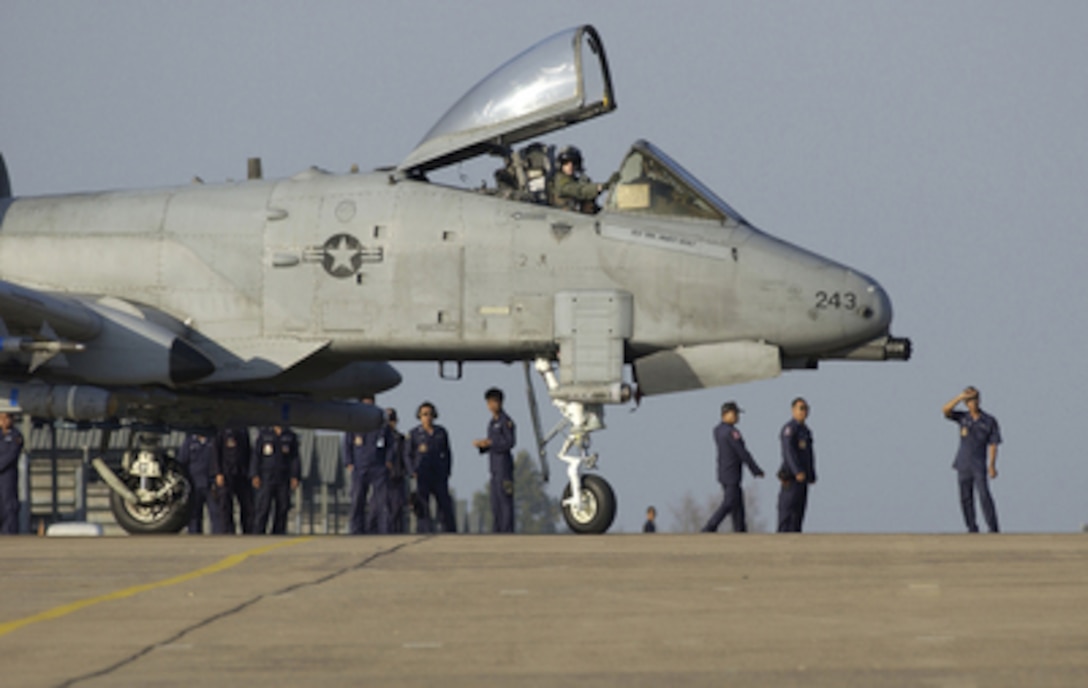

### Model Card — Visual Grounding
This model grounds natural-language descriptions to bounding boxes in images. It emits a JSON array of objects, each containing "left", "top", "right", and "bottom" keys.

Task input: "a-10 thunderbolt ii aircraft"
[{"left": 0, "top": 25, "right": 909, "bottom": 534}]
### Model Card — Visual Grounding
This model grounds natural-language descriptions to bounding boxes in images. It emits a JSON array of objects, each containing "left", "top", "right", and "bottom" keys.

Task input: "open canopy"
[{"left": 398, "top": 25, "right": 616, "bottom": 174}]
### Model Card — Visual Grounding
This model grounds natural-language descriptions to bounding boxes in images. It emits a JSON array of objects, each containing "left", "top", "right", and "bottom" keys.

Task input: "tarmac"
[{"left": 1, "top": 534, "right": 1086, "bottom": 687}]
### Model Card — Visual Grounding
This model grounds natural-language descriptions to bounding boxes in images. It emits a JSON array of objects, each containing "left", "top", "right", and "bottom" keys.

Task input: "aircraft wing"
[
  {"left": 0, "top": 278, "right": 220, "bottom": 384},
  {"left": 0, "top": 279, "right": 101, "bottom": 372},
  {"left": 187, "top": 335, "right": 331, "bottom": 385},
  {"left": 0, "top": 278, "right": 396, "bottom": 432},
  {"left": 0, "top": 279, "right": 102, "bottom": 342},
  {"left": 0, "top": 277, "right": 346, "bottom": 388}
]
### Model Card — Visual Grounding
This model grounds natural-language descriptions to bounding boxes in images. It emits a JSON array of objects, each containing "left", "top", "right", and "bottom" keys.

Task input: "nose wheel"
[
  {"left": 561, "top": 474, "right": 616, "bottom": 534},
  {"left": 527, "top": 358, "right": 621, "bottom": 535}
]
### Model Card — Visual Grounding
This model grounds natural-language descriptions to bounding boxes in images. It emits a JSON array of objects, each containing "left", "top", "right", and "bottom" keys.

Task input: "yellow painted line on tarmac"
[{"left": 0, "top": 537, "right": 312, "bottom": 638}]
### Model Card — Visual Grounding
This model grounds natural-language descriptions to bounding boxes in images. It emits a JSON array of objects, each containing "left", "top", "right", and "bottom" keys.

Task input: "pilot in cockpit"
[{"left": 553, "top": 146, "right": 612, "bottom": 214}]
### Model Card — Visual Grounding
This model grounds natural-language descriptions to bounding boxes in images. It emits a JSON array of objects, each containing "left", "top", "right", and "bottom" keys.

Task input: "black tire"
[
  {"left": 109, "top": 464, "right": 191, "bottom": 535},
  {"left": 561, "top": 474, "right": 617, "bottom": 534}
]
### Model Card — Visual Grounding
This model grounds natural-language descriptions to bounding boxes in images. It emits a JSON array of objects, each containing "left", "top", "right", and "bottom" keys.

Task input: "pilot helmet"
[{"left": 557, "top": 146, "right": 583, "bottom": 171}]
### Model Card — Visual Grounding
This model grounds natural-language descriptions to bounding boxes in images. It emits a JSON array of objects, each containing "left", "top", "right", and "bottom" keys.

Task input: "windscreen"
[{"left": 606, "top": 141, "right": 748, "bottom": 225}]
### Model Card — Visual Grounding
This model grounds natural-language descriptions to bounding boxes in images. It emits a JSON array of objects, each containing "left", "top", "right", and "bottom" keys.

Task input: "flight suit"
[
  {"left": 777, "top": 419, "right": 816, "bottom": 533},
  {"left": 343, "top": 424, "right": 395, "bottom": 535},
  {"left": 484, "top": 411, "right": 516, "bottom": 533},
  {"left": 250, "top": 428, "right": 301, "bottom": 535},
  {"left": 553, "top": 171, "right": 600, "bottom": 212},
  {"left": 702, "top": 423, "right": 763, "bottom": 532},
  {"left": 406, "top": 424, "right": 456, "bottom": 533},
  {"left": 0, "top": 426, "right": 24, "bottom": 534},
  {"left": 386, "top": 430, "right": 409, "bottom": 534},
  {"left": 216, "top": 427, "right": 254, "bottom": 534},
  {"left": 177, "top": 433, "right": 221, "bottom": 534},
  {"left": 948, "top": 410, "right": 1002, "bottom": 532}
]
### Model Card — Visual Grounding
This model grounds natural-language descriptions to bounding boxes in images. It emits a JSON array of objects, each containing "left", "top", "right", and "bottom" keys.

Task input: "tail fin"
[{"left": 0, "top": 154, "right": 10, "bottom": 198}]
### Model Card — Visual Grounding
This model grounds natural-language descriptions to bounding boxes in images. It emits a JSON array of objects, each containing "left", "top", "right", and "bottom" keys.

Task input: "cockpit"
[{"left": 397, "top": 25, "right": 748, "bottom": 227}]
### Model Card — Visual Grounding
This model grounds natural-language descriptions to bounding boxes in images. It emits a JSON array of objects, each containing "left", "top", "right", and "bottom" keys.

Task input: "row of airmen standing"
[
  {"left": 177, "top": 387, "right": 517, "bottom": 535},
  {"left": 178, "top": 425, "right": 300, "bottom": 535},
  {"left": 341, "top": 388, "right": 516, "bottom": 536}
]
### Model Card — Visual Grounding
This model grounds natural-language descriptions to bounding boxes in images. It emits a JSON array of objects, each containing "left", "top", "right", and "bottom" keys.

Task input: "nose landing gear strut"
[{"left": 525, "top": 358, "right": 617, "bottom": 534}]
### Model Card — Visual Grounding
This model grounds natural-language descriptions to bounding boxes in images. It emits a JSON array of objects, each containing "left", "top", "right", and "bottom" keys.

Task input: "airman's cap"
[{"left": 721, "top": 401, "right": 743, "bottom": 415}]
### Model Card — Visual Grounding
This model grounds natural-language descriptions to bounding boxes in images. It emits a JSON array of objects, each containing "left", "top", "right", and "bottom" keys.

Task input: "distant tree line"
[
  {"left": 668, "top": 489, "right": 767, "bottom": 533},
  {"left": 471, "top": 450, "right": 561, "bottom": 533}
]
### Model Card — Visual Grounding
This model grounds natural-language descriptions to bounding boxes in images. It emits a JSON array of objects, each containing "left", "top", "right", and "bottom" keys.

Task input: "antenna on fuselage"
[
  {"left": 0, "top": 153, "right": 11, "bottom": 198},
  {"left": 247, "top": 157, "right": 263, "bottom": 180}
]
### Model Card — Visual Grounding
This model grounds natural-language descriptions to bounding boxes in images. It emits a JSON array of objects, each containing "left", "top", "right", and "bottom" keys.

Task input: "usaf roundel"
[{"left": 321, "top": 233, "right": 364, "bottom": 278}]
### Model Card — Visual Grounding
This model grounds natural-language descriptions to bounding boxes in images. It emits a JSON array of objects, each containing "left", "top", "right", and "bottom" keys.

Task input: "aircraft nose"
[
  {"left": 836, "top": 270, "right": 912, "bottom": 361},
  {"left": 848, "top": 271, "right": 893, "bottom": 338}
]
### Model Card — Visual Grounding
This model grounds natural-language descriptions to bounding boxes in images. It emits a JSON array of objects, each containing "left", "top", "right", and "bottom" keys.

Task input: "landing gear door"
[{"left": 554, "top": 290, "right": 633, "bottom": 403}]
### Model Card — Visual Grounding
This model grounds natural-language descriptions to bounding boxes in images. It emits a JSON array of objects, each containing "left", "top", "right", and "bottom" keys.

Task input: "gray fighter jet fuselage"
[
  {"left": 0, "top": 157, "right": 900, "bottom": 369},
  {"left": 0, "top": 25, "right": 909, "bottom": 534}
]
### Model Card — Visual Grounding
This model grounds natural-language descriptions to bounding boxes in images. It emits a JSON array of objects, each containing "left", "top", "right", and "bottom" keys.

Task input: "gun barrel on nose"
[{"left": 835, "top": 335, "right": 912, "bottom": 361}]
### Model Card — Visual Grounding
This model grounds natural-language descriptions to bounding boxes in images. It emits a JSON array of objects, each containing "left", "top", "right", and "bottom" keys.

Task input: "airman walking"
[{"left": 702, "top": 401, "right": 764, "bottom": 532}]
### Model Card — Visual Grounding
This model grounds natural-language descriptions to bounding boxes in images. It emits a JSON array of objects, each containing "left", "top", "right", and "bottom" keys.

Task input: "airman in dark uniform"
[
  {"left": 250, "top": 425, "right": 301, "bottom": 535},
  {"left": 473, "top": 388, "right": 516, "bottom": 533},
  {"left": 0, "top": 412, "right": 24, "bottom": 535},
  {"left": 215, "top": 426, "right": 254, "bottom": 534},
  {"left": 178, "top": 432, "right": 220, "bottom": 534},
  {"left": 343, "top": 397, "right": 395, "bottom": 535},
  {"left": 553, "top": 146, "right": 608, "bottom": 214},
  {"left": 777, "top": 398, "right": 816, "bottom": 533},
  {"left": 385, "top": 408, "right": 410, "bottom": 534},
  {"left": 643, "top": 506, "right": 657, "bottom": 533},
  {"left": 943, "top": 387, "right": 1001, "bottom": 533},
  {"left": 702, "top": 401, "right": 764, "bottom": 532},
  {"left": 406, "top": 402, "right": 456, "bottom": 533}
]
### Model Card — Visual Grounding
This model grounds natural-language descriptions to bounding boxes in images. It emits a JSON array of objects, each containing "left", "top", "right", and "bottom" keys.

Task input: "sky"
[{"left": 3, "top": 1, "right": 1087, "bottom": 533}]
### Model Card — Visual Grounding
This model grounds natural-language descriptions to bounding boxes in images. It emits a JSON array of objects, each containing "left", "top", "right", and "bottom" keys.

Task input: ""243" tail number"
[{"left": 815, "top": 291, "right": 857, "bottom": 310}]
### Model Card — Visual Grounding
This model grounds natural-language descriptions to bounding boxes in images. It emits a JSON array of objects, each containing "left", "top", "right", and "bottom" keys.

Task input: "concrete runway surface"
[{"left": 1, "top": 534, "right": 1086, "bottom": 687}]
